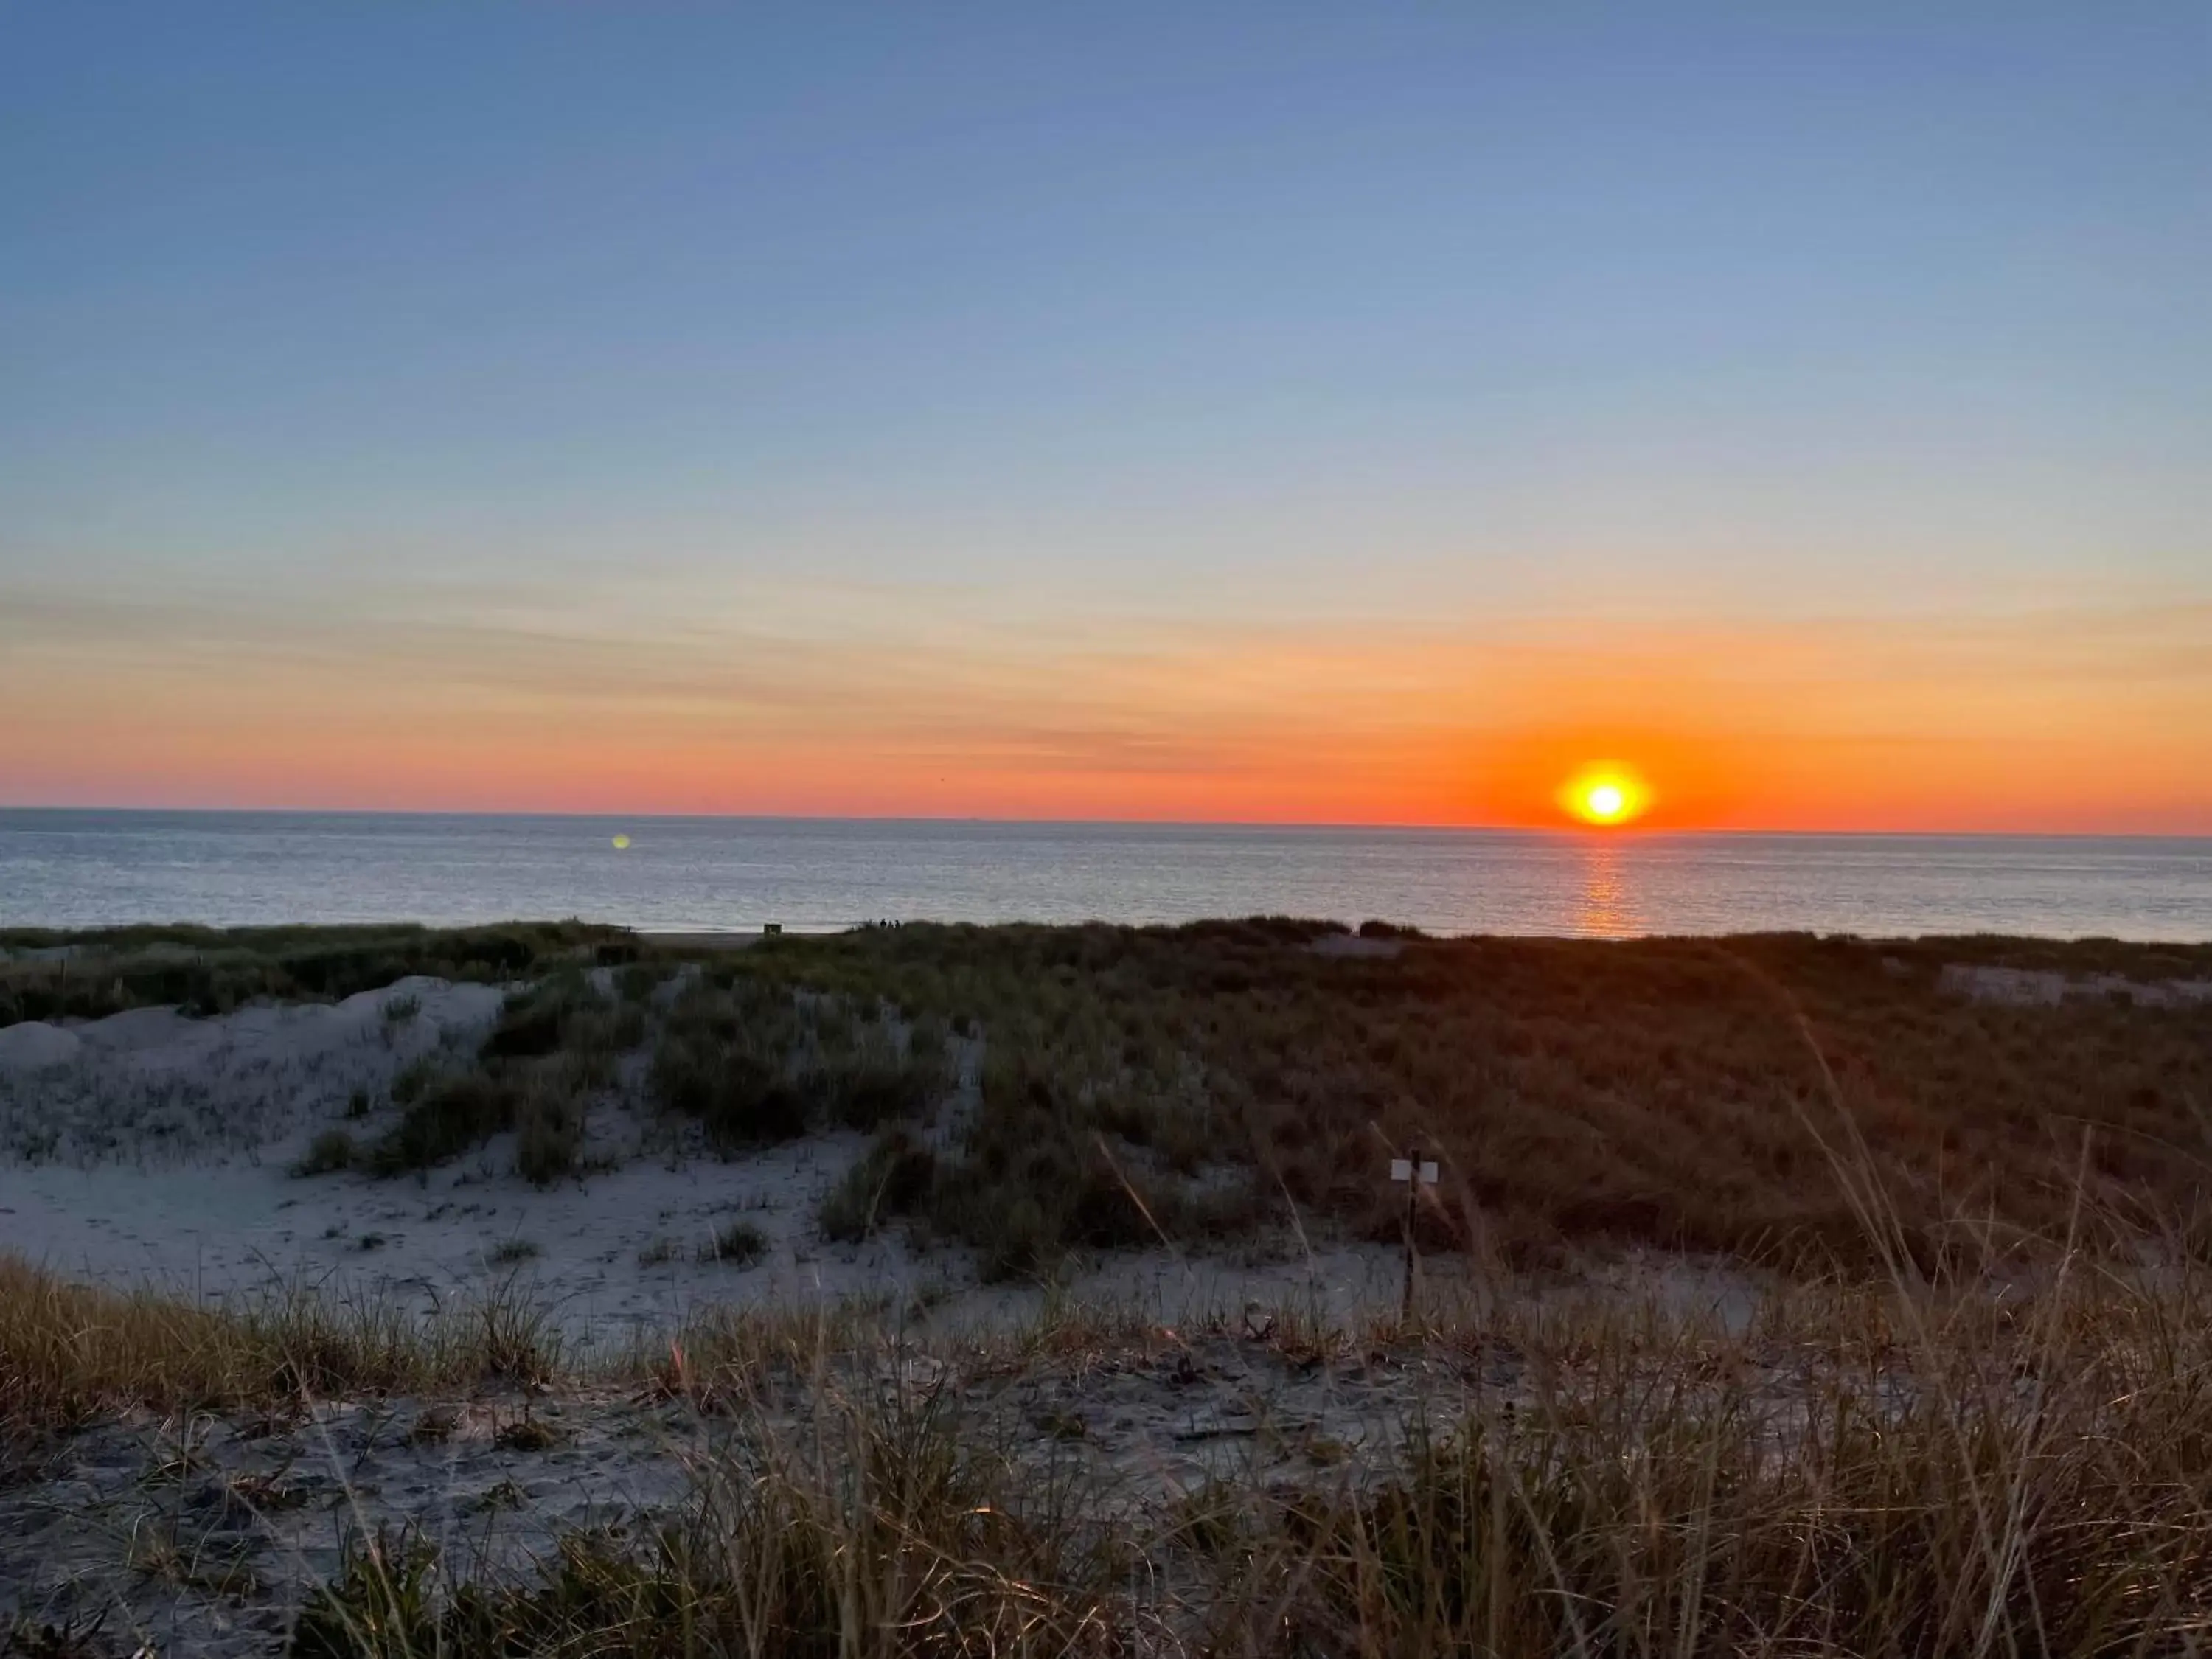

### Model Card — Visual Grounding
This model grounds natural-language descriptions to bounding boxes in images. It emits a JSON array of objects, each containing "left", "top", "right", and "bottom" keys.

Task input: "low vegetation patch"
[
  {"left": 365, "top": 1066, "right": 518, "bottom": 1177},
  {"left": 649, "top": 976, "right": 950, "bottom": 1151},
  {"left": 234, "top": 920, "right": 2212, "bottom": 1281},
  {"left": 708, "top": 922, "right": 2212, "bottom": 1276},
  {"left": 818, "top": 1127, "right": 938, "bottom": 1242},
  {"left": 358, "top": 971, "right": 639, "bottom": 1183},
  {"left": 0, "top": 1253, "right": 560, "bottom": 1436},
  {"left": 274, "top": 1245, "right": 2212, "bottom": 1659},
  {"left": 291, "top": 1127, "right": 357, "bottom": 1177},
  {"left": 0, "top": 919, "right": 625, "bottom": 1028},
  {"left": 698, "top": 1219, "right": 768, "bottom": 1265}
]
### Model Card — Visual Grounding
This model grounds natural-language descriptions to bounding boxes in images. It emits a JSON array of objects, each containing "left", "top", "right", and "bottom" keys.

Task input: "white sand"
[
  {"left": 1938, "top": 963, "right": 2212, "bottom": 1007},
  {"left": 0, "top": 975, "right": 1784, "bottom": 1652}
]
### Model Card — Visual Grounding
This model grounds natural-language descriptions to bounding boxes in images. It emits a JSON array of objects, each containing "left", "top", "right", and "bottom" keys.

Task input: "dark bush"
[
  {"left": 698, "top": 1219, "right": 768, "bottom": 1265},
  {"left": 0, "top": 920, "right": 627, "bottom": 1030},
  {"left": 513, "top": 1087, "right": 581, "bottom": 1186},
  {"left": 831, "top": 1049, "right": 942, "bottom": 1130},
  {"left": 820, "top": 1130, "right": 938, "bottom": 1242},
  {"left": 292, "top": 1128, "right": 357, "bottom": 1177},
  {"left": 653, "top": 1039, "right": 809, "bottom": 1149},
  {"left": 368, "top": 1069, "right": 517, "bottom": 1175}
]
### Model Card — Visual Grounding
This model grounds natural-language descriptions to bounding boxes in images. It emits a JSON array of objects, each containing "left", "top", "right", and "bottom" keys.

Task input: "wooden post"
[
  {"left": 1399, "top": 1144, "right": 1420, "bottom": 1321},
  {"left": 1392, "top": 1145, "right": 1439, "bottom": 1324}
]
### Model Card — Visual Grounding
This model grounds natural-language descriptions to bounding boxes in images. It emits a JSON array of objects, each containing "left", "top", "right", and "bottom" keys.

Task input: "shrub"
[
  {"left": 481, "top": 980, "right": 579, "bottom": 1060},
  {"left": 654, "top": 1041, "right": 810, "bottom": 1148},
  {"left": 699, "top": 1220, "right": 768, "bottom": 1265},
  {"left": 616, "top": 962, "right": 671, "bottom": 1003},
  {"left": 512, "top": 1071, "right": 584, "bottom": 1186},
  {"left": 389, "top": 1054, "right": 443, "bottom": 1106},
  {"left": 820, "top": 1130, "right": 938, "bottom": 1242},
  {"left": 367, "top": 1068, "right": 517, "bottom": 1175},
  {"left": 292, "top": 1128, "right": 356, "bottom": 1177},
  {"left": 0, "top": 920, "right": 626, "bottom": 1031},
  {"left": 829, "top": 1042, "right": 944, "bottom": 1130}
]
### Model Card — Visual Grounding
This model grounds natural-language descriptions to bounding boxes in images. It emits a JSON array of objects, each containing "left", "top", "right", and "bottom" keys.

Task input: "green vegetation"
[
  {"left": 55, "top": 918, "right": 2212, "bottom": 1284},
  {"left": 15, "top": 919, "right": 2212, "bottom": 1655},
  {"left": 699, "top": 921, "right": 2212, "bottom": 1276},
  {"left": 648, "top": 975, "right": 950, "bottom": 1150},
  {"left": 0, "top": 919, "right": 625, "bottom": 1028},
  {"left": 366, "top": 1066, "right": 518, "bottom": 1177},
  {"left": 818, "top": 1128, "right": 937, "bottom": 1242},
  {"left": 364, "top": 971, "right": 636, "bottom": 1184}
]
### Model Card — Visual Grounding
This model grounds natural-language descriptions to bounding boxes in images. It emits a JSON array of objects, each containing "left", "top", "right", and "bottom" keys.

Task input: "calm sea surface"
[{"left": 1, "top": 811, "right": 2208, "bottom": 941}]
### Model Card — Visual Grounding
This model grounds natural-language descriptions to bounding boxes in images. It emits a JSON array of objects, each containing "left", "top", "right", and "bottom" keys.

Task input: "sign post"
[{"left": 1390, "top": 1147, "right": 1440, "bottom": 1321}]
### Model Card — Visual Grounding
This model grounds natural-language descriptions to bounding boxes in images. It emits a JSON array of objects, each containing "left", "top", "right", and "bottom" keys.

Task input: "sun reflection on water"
[{"left": 1575, "top": 838, "right": 1639, "bottom": 939}]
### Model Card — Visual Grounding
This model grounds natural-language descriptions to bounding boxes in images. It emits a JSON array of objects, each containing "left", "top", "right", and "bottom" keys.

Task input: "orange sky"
[
  {"left": 4, "top": 580, "right": 2205, "bottom": 832},
  {"left": 8, "top": 7, "right": 2211, "bottom": 836}
]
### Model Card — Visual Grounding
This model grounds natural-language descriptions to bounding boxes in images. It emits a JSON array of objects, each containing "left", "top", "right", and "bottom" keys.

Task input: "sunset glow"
[
  {"left": 1560, "top": 766, "right": 1652, "bottom": 827},
  {"left": 1, "top": 9, "right": 2206, "bottom": 835}
]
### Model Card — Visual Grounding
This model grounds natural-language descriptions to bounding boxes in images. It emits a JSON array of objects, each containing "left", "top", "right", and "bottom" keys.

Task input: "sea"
[{"left": 4, "top": 810, "right": 2210, "bottom": 942}]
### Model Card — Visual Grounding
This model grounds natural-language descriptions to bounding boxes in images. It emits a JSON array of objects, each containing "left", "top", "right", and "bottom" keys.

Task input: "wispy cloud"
[{"left": 4, "top": 574, "right": 2207, "bottom": 828}]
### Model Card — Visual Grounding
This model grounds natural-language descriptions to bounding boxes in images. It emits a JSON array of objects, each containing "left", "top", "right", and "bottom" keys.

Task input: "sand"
[
  {"left": 0, "top": 978, "right": 1783, "bottom": 1653},
  {"left": 0, "top": 1318, "right": 1528, "bottom": 1658},
  {"left": 0, "top": 979, "right": 1470, "bottom": 1349},
  {"left": 1938, "top": 962, "right": 2212, "bottom": 1008}
]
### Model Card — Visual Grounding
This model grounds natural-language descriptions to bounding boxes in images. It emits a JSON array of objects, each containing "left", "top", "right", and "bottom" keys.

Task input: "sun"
[{"left": 1558, "top": 764, "right": 1650, "bottom": 827}]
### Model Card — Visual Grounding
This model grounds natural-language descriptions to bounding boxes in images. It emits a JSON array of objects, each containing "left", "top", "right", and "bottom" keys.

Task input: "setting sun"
[{"left": 1560, "top": 765, "right": 1650, "bottom": 827}]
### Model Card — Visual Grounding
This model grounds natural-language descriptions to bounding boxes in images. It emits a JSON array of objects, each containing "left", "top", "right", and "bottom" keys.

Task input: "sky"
[{"left": 2, "top": 3, "right": 2207, "bottom": 830}]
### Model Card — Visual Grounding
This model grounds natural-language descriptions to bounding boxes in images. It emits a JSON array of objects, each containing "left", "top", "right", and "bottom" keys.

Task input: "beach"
[{"left": 7, "top": 919, "right": 2212, "bottom": 1652}]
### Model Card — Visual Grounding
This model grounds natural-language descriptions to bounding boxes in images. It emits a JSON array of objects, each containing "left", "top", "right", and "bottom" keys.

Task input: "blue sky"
[{"left": 2, "top": 4, "right": 2207, "bottom": 824}]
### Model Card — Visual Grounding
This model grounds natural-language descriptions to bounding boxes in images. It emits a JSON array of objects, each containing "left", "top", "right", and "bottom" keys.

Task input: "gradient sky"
[{"left": 4, "top": 3, "right": 2208, "bottom": 830}]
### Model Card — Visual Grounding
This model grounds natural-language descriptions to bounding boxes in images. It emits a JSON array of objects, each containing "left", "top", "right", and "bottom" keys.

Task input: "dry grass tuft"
[{"left": 0, "top": 1254, "right": 560, "bottom": 1437}]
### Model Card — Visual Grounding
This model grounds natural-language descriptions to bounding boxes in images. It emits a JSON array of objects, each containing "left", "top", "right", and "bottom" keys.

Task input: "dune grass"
[
  {"left": 15, "top": 1168, "right": 2212, "bottom": 1654},
  {"left": 361, "top": 970, "right": 642, "bottom": 1184},
  {"left": 690, "top": 921, "right": 2212, "bottom": 1278},
  {"left": 0, "top": 1254, "right": 562, "bottom": 1439},
  {"left": 265, "top": 1242, "right": 2212, "bottom": 1658},
  {"left": 0, "top": 919, "right": 626, "bottom": 1029},
  {"left": 648, "top": 975, "right": 950, "bottom": 1152},
  {"left": 14, "top": 919, "right": 2212, "bottom": 1652}
]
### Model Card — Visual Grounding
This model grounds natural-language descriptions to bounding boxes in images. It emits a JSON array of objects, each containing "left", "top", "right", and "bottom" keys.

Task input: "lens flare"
[
  {"left": 611, "top": 833, "right": 632, "bottom": 849},
  {"left": 1559, "top": 765, "right": 1649, "bottom": 827}
]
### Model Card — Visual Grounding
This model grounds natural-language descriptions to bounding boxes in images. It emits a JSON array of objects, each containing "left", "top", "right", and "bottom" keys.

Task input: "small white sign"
[
  {"left": 1389, "top": 1158, "right": 1412, "bottom": 1182},
  {"left": 1420, "top": 1161, "right": 1439, "bottom": 1185}
]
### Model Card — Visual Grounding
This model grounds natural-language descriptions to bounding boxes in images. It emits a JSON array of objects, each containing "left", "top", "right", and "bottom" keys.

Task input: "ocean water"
[{"left": 1, "top": 810, "right": 2208, "bottom": 941}]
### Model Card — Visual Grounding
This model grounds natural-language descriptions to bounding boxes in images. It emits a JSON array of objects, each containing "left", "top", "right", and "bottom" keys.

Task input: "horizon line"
[{"left": 1, "top": 803, "right": 2207, "bottom": 842}]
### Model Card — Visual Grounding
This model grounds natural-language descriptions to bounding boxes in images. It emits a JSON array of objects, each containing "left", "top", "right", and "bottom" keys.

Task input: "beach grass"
[
  {"left": 669, "top": 920, "right": 2212, "bottom": 1278},
  {"left": 13, "top": 919, "right": 2212, "bottom": 1651},
  {"left": 197, "top": 917, "right": 2212, "bottom": 1280},
  {"left": 0, "top": 919, "right": 626, "bottom": 1028},
  {"left": 18, "top": 1224, "right": 2212, "bottom": 1657},
  {"left": 0, "top": 1255, "right": 562, "bottom": 1436}
]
